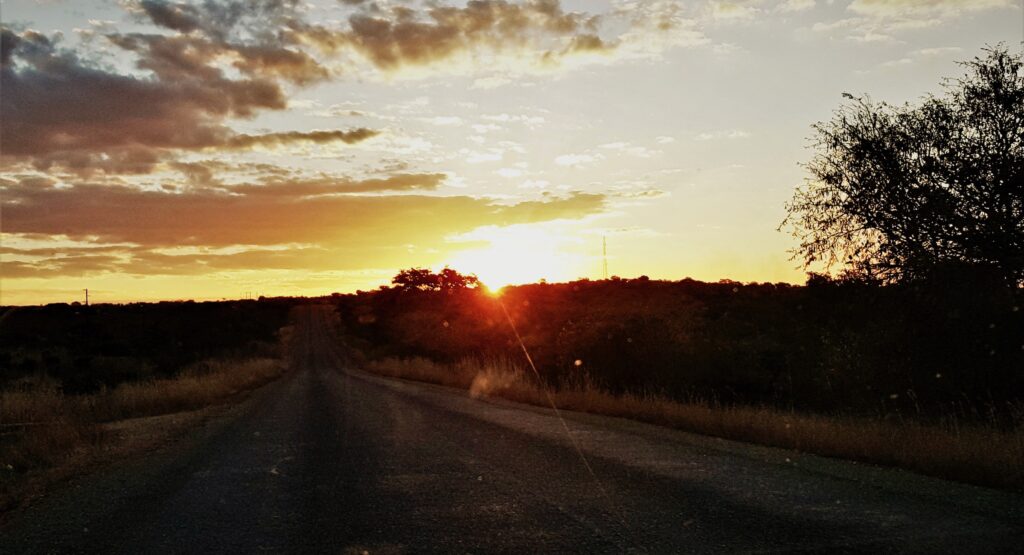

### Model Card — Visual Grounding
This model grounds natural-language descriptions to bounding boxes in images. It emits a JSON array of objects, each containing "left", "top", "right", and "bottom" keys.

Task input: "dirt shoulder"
[{"left": 0, "top": 369, "right": 287, "bottom": 518}]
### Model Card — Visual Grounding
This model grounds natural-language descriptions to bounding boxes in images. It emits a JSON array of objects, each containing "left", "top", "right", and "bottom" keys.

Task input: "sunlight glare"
[{"left": 445, "top": 224, "right": 586, "bottom": 289}]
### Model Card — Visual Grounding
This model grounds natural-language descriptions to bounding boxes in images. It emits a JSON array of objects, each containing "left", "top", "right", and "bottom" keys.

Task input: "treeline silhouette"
[
  {"left": 336, "top": 274, "right": 1023, "bottom": 424},
  {"left": 0, "top": 300, "right": 295, "bottom": 394}
]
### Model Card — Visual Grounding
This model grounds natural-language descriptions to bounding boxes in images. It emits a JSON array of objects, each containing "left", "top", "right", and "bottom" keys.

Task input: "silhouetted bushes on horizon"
[
  {"left": 336, "top": 277, "right": 1023, "bottom": 423},
  {"left": 0, "top": 299, "right": 296, "bottom": 393}
]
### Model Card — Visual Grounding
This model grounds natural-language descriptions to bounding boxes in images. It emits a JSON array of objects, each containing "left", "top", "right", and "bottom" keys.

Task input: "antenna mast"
[{"left": 83, "top": 288, "right": 89, "bottom": 306}]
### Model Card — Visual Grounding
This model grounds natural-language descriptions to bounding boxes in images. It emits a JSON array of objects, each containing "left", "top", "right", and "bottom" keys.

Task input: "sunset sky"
[{"left": 1, "top": 0, "right": 1021, "bottom": 304}]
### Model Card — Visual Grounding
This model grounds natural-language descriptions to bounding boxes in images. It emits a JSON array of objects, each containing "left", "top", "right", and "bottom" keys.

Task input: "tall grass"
[
  {"left": 365, "top": 356, "right": 1024, "bottom": 491},
  {"left": 81, "top": 358, "right": 283, "bottom": 422},
  {"left": 1, "top": 357, "right": 284, "bottom": 507}
]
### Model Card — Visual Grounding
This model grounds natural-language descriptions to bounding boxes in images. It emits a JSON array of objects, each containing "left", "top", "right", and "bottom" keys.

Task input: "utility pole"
[
  {"left": 602, "top": 236, "right": 608, "bottom": 280},
  {"left": 83, "top": 288, "right": 89, "bottom": 306}
]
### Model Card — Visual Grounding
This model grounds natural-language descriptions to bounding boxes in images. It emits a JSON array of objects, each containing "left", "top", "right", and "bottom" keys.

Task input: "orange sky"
[{"left": 2, "top": 0, "right": 1020, "bottom": 305}]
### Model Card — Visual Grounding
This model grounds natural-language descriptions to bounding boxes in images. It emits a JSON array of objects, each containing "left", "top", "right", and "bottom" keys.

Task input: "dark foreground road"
[{"left": 3, "top": 306, "right": 1022, "bottom": 553}]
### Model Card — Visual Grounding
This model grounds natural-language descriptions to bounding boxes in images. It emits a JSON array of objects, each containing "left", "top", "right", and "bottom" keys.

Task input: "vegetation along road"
[{"left": 2, "top": 306, "right": 1022, "bottom": 553}]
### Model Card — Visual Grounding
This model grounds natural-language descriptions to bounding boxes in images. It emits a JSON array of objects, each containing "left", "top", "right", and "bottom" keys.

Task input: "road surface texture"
[{"left": 2, "top": 306, "right": 1022, "bottom": 553}]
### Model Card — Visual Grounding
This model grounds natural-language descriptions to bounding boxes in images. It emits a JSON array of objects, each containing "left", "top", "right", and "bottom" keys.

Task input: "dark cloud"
[
  {"left": 168, "top": 160, "right": 297, "bottom": 188},
  {"left": 222, "top": 128, "right": 379, "bottom": 149},
  {"left": 1, "top": 1, "right": 616, "bottom": 174},
  {"left": 293, "top": 0, "right": 607, "bottom": 71},
  {"left": 0, "top": 29, "right": 373, "bottom": 174},
  {"left": 127, "top": 1, "right": 330, "bottom": 85},
  {"left": 108, "top": 32, "right": 327, "bottom": 86},
  {"left": 0, "top": 0, "right": 354, "bottom": 174},
  {"left": 221, "top": 172, "right": 447, "bottom": 196},
  {"left": 0, "top": 29, "right": 273, "bottom": 160},
  {"left": 1, "top": 27, "right": 20, "bottom": 67},
  {"left": 26, "top": 148, "right": 167, "bottom": 176},
  {"left": 161, "top": 161, "right": 427, "bottom": 193},
  {"left": 137, "top": 0, "right": 205, "bottom": 34},
  {"left": 136, "top": 0, "right": 300, "bottom": 43}
]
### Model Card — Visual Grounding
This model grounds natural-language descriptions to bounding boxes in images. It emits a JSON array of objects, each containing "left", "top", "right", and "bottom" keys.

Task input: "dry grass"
[
  {"left": 1, "top": 357, "right": 285, "bottom": 509},
  {"left": 365, "top": 356, "right": 1024, "bottom": 491},
  {"left": 81, "top": 358, "right": 283, "bottom": 422}
]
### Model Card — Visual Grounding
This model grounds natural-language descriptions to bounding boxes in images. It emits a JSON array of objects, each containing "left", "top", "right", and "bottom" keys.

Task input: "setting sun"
[{"left": 443, "top": 224, "right": 589, "bottom": 289}]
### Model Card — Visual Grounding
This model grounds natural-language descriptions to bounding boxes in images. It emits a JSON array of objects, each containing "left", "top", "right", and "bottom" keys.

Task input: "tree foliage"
[
  {"left": 391, "top": 267, "right": 480, "bottom": 292},
  {"left": 785, "top": 46, "right": 1024, "bottom": 286}
]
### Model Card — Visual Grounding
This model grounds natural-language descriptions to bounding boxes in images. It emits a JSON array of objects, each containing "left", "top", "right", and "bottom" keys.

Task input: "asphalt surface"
[{"left": 2, "top": 306, "right": 1022, "bottom": 553}]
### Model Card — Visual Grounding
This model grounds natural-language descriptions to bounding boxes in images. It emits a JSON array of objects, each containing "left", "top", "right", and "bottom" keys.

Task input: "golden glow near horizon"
[
  {"left": 444, "top": 223, "right": 589, "bottom": 289},
  {"left": 1, "top": 0, "right": 1020, "bottom": 305}
]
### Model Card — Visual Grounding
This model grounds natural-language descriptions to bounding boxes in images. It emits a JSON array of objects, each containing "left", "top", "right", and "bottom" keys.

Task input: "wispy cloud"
[
  {"left": 811, "top": 0, "right": 1014, "bottom": 42},
  {"left": 777, "top": 0, "right": 816, "bottom": 13},
  {"left": 555, "top": 153, "right": 603, "bottom": 167},
  {"left": 694, "top": 130, "right": 752, "bottom": 141},
  {"left": 847, "top": 0, "right": 1013, "bottom": 19}
]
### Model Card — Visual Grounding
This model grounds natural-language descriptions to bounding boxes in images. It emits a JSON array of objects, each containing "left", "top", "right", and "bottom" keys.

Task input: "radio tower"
[
  {"left": 602, "top": 236, "right": 608, "bottom": 280},
  {"left": 83, "top": 288, "right": 89, "bottom": 306}
]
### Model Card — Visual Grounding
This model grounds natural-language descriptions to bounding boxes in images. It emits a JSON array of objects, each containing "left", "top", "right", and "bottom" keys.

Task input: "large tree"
[
  {"left": 391, "top": 267, "right": 480, "bottom": 292},
  {"left": 784, "top": 46, "right": 1024, "bottom": 287}
]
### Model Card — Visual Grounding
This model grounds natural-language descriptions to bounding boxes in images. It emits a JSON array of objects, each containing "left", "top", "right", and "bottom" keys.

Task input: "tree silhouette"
[
  {"left": 392, "top": 268, "right": 438, "bottom": 291},
  {"left": 391, "top": 267, "right": 480, "bottom": 292},
  {"left": 784, "top": 46, "right": 1023, "bottom": 287},
  {"left": 437, "top": 267, "right": 480, "bottom": 290}
]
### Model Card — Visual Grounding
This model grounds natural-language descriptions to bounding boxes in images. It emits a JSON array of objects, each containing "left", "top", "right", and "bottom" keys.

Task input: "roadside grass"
[
  {"left": 1, "top": 358, "right": 285, "bottom": 510},
  {"left": 82, "top": 358, "right": 284, "bottom": 422},
  {"left": 365, "top": 356, "right": 1024, "bottom": 492}
]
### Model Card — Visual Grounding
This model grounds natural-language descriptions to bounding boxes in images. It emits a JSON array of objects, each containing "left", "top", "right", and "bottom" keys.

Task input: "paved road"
[{"left": 3, "top": 306, "right": 1022, "bottom": 553}]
